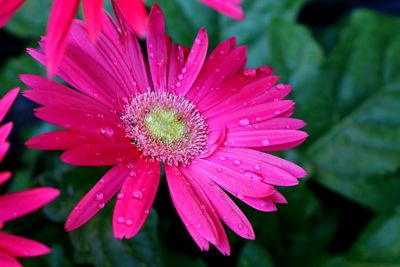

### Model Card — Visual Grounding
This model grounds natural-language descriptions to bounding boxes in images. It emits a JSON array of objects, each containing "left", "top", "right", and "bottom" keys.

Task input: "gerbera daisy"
[
  {"left": 24, "top": 4, "right": 307, "bottom": 254},
  {"left": 0, "top": 88, "right": 60, "bottom": 267}
]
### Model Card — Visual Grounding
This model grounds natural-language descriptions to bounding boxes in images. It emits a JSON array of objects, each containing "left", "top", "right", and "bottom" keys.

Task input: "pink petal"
[
  {"left": 0, "top": 142, "right": 10, "bottom": 163},
  {"left": 0, "top": 0, "right": 25, "bottom": 28},
  {"left": 26, "top": 130, "right": 116, "bottom": 150},
  {"left": 181, "top": 166, "right": 255, "bottom": 240},
  {"left": 199, "top": 0, "right": 244, "bottom": 20},
  {"left": 168, "top": 44, "right": 187, "bottom": 92},
  {"left": 82, "top": 0, "right": 104, "bottom": 41},
  {"left": 0, "top": 171, "right": 11, "bottom": 186},
  {"left": 200, "top": 75, "right": 282, "bottom": 115},
  {"left": 65, "top": 163, "right": 132, "bottom": 231},
  {"left": 61, "top": 143, "right": 138, "bottom": 166},
  {"left": 175, "top": 28, "right": 209, "bottom": 96},
  {"left": 196, "top": 72, "right": 275, "bottom": 112},
  {"left": 165, "top": 166, "right": 219, "bottom": 245},
  {"left": 146, "top": 4, "right": 168, "bottom": 92},
  {"left": 115, "top": 0, "right": 148, "bottom": 37},
  {"left": 185, "top": 36, "right": 236, "bottom": 100},
  {"left": 207, "top": 100, "right": 295, "bottom": 130},
  {"left": 214, "top": 147, "right": 307, "bottom": 178},
  {"left": 189, "top": 46, "right": 247, "bottom": 104},
  {"left": 125, "top": 32, "right": 152, "bottom": 93},
  {"left": 46, "top": 0, "right": 80, "bottom": 77},
  {"left": 0, "top": 232, "right": 50, "bottom": 257},
  {"left": 224, "top": 129, "right": 308, "bottom": 150},
  {"left": 239, "top": 196, "right": 277, "bottom": 212},
  {"left": 0, "top": 122, "right": 12, "bottom": 144},
  {"left": 194, "top": 159, "right": 275, "bottom": 198},
  {"left": 207, "top": 147, "right": 300, "bottom": 186},
  {"left": 0, "top": 88, "right": 19, "bottom": 123},
  {"left": 113, "top": 159, "right": 160, "bottom": 239},
  {"left": 0, "top": 250, "right": 22, "bottom": 267},
  {"left": 0, "top": 187, "right": 60, "bottom": 223}
]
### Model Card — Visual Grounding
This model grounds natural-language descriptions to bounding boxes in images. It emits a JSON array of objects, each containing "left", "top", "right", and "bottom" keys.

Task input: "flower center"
[
  {"left": 144, "top": 108, "right": 186, "bottom": 143},
  {"left": 121, "top": 92, "right": 208, "bottom": 166}
]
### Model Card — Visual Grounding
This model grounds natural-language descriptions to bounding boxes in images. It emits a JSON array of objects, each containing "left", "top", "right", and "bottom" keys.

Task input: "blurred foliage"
[{"left": 1, "top": 0, "right": 400, "bottom": 266}]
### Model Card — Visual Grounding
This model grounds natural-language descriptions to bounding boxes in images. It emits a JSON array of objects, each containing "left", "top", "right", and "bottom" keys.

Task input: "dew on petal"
[
  {"left": 100, "top": 127, "right": 114, "bottom": 138},
  {"left": 238, "top": 118, "right": 250, "bottom": 126},
  {"left": 132, "top": 190, "right": 143, "bottom": 199},
  {"left": 95, "top": 192, "right": 104, "bottom": 201}
]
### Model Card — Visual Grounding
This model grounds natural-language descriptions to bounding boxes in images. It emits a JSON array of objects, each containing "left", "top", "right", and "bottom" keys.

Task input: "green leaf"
[
  {"left": 0, "top": 54, "right": 45, "bottom": 94},
  {"left": 70, "top": 207, "right": 164, "bottom": 267},
  {"left": 4, "top": 0, "right": 52, "bottom": 39},
  {"left": 348, "top": 208, "right": 400, "bottom": 263},
  {"left": 306, "top": 10, "right": 400, "bottom": 212},
  {"left": 237, "top": 242, "right": 275, "bottom": 267}
]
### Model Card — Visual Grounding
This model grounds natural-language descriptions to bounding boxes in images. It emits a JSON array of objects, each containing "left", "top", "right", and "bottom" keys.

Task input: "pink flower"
[
  {"left": 24, "top": 4, "right": 307, "bottom": 254},
  {"left": 0, "top": 88, "right": 60, "bottom": 266},
  {"left": 0, "top": 0, "right": 25, "bottom": 28}
]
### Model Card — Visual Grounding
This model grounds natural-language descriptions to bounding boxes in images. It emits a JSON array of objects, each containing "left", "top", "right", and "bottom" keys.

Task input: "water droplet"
[
  {"left": 216, "top": 168, "right": 222, "bottom": 173},
  {"left": 149, "top": 52, "right": 154, "bottom": 58},
  {"left": 253, "top": 165, "right": 262, "bottom": 171},
  {"left": 126, "top": 163, "right": 134, "bottom": 169},
  {"left": 96, "top": 192, "right": 104, "bottom": 201},
  {"left": 117, "top": 216, "right": 125, "bottom": 223},
  {"left": 243, "top": 69, "right": 256, "bottom": 78},
  {"left": 132, "top": 190, "right": 143, "bottom": 199},
  {"left": 274, "top": 110, "right": 281, "bottom": 115},
  {"left": 178, "top": 74, "right": 184, "bottom": 80},
  {"left": 237, "top": 193, "right": 244, "bottom": 199},
  {"left": 276, "top": 84, "right": 286, "bottom": 90},
  {"left": 238, "top": 223, "right": 244, "bottom": 229},
  {"left": 233, "top": 160, "right": 241, "bottom": 166},
  {"left": 176, "top": 82, "right": 182, "bottom": 88},
  {"left": 195, "top": 38, "right": 201, "bottom": 44},
  {"left": 262, "top": 139, "right": 270, "bottom": 145},
  {"left": 98, "top": 202, "right": 105, "bottom": 209},
  {"left": 255, "top": 116, "right": 262, "bottom": 121},
  {"left": 238, "top": 118, "right": 250, "bottom": 126},
  {"left": 126, "top": 219, "right": 133, "bottom": 226},
  {"left": 100, "top": 127, "right": 114, "bottom": 138},
  {"left": 181, "top": 67, "right": 187, "bottom": 74},
  {"left": 219, "top": 156, "right": 226, "bottom": 161},
  {"left": 196, "top": 224, "right": 202, "bottom": 229},
  {"left": 149, "top": 43, "right": 154, "bottom": 49},
  {"left": 129, "top": 171, "right": 137, "bottom": 177},
  {"left": 117, "top": 193, "right": 125, "bottom": 199}
]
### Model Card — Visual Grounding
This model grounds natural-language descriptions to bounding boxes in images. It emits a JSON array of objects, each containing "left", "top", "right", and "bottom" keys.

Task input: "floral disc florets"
[{"left": 121, "top": 92, "right": 208, "bottom": 166}]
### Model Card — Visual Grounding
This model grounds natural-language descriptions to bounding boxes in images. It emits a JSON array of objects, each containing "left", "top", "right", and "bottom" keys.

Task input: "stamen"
[{"left": 121, "top": 92, "right": 208, "bottom": 166}]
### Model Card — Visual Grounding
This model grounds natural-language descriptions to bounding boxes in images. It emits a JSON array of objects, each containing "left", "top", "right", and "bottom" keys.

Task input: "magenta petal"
[
  {"left": 0, "top": 232, "right": 50, "bottom": 257},
  {"left": 0, "top": 250, "right": 22, "bottom": 267},
  {"left": 182, "top": 166, "right": 255, "bottom": 240},
  {"left": 0, "top": 187, "right": 59, "bottom": 223},
  {"left": 65, "top": 164, "right": 131, "bottom": 231},
  {"left": 195, "top": 159, "right": 275, "bottom": 197},
  {"left": 199, "top": 0, "right": 244, "bottom": 20},
  {"left": 0, "top": 0, "right": 25, "bottom": 28},
  {"left": 0, "top": 171, "right": 11, "bottom": 186},
  {"left": 165, "top": 166, "right": 219, "bottom": 245},
  {"left": 113, "top": 159, "right": 160, "bottom": 239},
  {"left": 176, "top": 28, "right": 209, "bottom": 96},
  {"left": 116, "top": 0, "right": 148, "bottom": 37},
  {"left": 0, "top": 88, "right": 19, "bottom": 123},
  {"left": 147, "top": 4, "right": 168, "bottom": 92},
  {"left": 0, "top": 141, "right": 10, "bottom": 162},
  {"left": 26, "top": 130, "right": 116, "bottom": 151},
  {"left": 61, "top": 143, "right": 138, "bottom": 166},
  {"left": 82, "top": 0, "right": 103, "bottom": 41},
  {"left": 46, "top": 0, "right": 80, "bottom": 77},
  {"left": 0, "top": 122, "right": 12, "bottom": 144}
]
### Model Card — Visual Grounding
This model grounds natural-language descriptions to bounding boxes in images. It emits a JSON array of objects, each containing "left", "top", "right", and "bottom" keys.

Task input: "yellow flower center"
[{"left": 144, "top": 108, "right": 186, "bottom": 143}]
